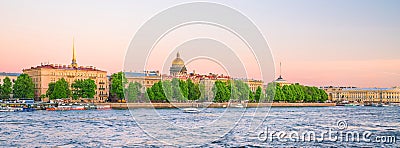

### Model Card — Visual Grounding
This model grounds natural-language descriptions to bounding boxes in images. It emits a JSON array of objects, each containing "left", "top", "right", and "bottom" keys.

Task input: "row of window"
[
  {"left": 130, "top": 80, "right": 157, "bottom": 85},
  {"left": 34, "top": 89, "right": 108, "bottom": 96},
  {"left": 33, "top": 77, "right": 40, "bottom": 82},
  {"left": 333, "top": 93, "right": 400, "bottom": 99},
  {"left": 50, "top": 72, "right": 104, "bottom": 78},
  {"left": 49, "top": 78, "right": 107, "bottom": 84}
]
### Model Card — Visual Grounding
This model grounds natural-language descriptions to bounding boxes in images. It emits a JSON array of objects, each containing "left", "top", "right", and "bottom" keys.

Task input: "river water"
[{"left": 0, "top": 106, "right": 399, "bottom": 147}]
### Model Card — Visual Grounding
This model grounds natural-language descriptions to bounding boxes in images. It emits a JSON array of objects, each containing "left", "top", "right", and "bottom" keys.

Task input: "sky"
[{"left": 0, "top": 0, "right": 399, "bottom": 87}]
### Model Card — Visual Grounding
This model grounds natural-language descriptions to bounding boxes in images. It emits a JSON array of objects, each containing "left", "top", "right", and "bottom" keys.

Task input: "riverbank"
[{"left": 94, "top": 102, "right": 335, "bottom": 109}]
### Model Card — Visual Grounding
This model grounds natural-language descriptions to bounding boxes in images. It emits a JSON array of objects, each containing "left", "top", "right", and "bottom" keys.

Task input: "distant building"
[
  {"left": 167, "top": 52, "right": 263, "bottom": 93},
  {"left": 321, "top": 86, "right": 400, "bottom": 103},
  {"left": 274, "top": 75, "right": 292, "bottom": 87},
  {"left": 125, "top": 71, "right": 161, "bottom": 92},
  {"left": 121, "top": 52, "right": 264, "bottom": 102},
  {"left": 247, "top": 79, "right": 264, "bottom": 92},
  {"left": 169, "top": 52, "right": 187, "bottom": 76},
  {"left": 0, "top": 72, "right": 20, "bottom": 85},
  {"left": 274, "top": 62, "right": 292, "bottom": 86},
  {"left": 23, "top": 39, "right": 108, "bottom": 102}
]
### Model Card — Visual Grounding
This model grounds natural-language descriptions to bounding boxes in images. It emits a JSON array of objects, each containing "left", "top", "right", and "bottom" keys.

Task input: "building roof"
[
  {"left": 275, "top": 75, "right": 287, "bottom": 82},
  {"left": 0, "top": 72, "right": 21, "bottom": 77},
  {"left": 342, "top": 87, "right": 394, "bottom": 91},
  {"left": 125, "top": 72, "right": 159, "bottom": 77},
  {"left": 24, "top": 64, "right": 106, "bottom": 72}
]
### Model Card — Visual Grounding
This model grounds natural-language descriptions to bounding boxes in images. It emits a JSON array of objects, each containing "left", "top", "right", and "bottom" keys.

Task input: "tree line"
[
  {"left": 46, "top": 78, "right": 97, "bottom": 100},
  {"left": 144, "top": 78, "right": 201, "bottom": 103},
  {"left": 0, "top": 73, "right": 97, "bottom": 100},
  {"left": 1, "top": 72, "right": 328, "bottom": 102},
  {"left": 0, "top": 74, "right": 35, "bottom": 99},
  {"left": 119, "top": 77, "right": 266, "bottom": 103},
  {"left": 110, "top": 72, "right": 328, "bottom": 103},
  {"left": 265, "top": 83, "right": 328, "bottom": 103}
]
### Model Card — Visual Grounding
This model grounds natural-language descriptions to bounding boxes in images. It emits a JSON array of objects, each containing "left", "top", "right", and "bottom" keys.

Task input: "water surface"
[{"left": 0, "top": 107, "right": 398, "bottom": 147}]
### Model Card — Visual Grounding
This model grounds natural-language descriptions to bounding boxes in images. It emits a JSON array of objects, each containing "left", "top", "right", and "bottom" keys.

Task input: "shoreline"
[{"left": 94, "top": 102, "right": 336, "bottom": 109}]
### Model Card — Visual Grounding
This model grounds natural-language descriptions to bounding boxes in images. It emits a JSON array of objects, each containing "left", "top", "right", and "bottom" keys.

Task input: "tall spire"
[
  {"left": 177, "top": 52, "right": 180, "bottom": 58},
  {"left": 279, "top": 62, "right": 282, "bottom": 78},
  {"left": 71, "top": 37, "right": 78, "bottom": 68},
  {"left": 278, "top": 62, "right": 283, "bottom": 79}
]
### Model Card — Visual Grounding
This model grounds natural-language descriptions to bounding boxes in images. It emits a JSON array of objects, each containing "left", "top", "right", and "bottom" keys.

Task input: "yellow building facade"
[
  {"left": 247, "top": 79, "right": 264, "bottom": 92},
  {"left": 22, "top": 41, "right": 108, "bottom": 102},
  {"left": 125, "top": 71, "right": 162, "bottom": 92},
  {"left": 322, "top": 86, "right": 400, "bottom": 103}
]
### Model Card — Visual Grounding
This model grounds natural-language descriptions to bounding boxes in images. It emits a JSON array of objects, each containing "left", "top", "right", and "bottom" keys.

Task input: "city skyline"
[{"left": 1, "top": 0, "right": 399, "bottom": 87}]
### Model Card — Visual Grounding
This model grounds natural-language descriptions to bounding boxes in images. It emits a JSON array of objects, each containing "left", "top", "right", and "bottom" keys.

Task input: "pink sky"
[{"left": 0, "top": 0, "right": 399, "bottom": 88}]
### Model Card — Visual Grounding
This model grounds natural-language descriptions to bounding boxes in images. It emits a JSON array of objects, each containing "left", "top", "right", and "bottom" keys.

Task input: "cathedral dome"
[{"left": 172, "top": 52, "right": 184, "bottom": 66}]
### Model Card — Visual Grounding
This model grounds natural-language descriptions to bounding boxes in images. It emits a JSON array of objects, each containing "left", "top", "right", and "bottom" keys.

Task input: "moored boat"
[
  {"left": 372, "top": 103, "right": 383, "bottom": 107},
  {"left": 183, "top": 108, "right": 201, "bottom": 113},
  {"left": 71, "top": 106, "right": 85, "bottom": 110},
  {"left": 344, "top": 103, "right": 359, "bottom": 107},
  {"left": 96, "top": 105, "right": 111, "bottom": 110},
  {"left": 0, "top": 107, "right": 35, "bottom": 112},
  {"left": 0, "top": 107, "right": 17, "bottom": 112},
  {"left": 46, "top": 104, "right": 112, "bottom": 111},
  {"left": 46, "top": 105, "right": 73, "bottom": 111}
]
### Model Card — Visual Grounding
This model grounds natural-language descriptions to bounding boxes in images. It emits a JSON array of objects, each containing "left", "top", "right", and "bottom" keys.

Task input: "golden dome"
[
  {"left": 172, "top": 52, "right": 184, "bottom": 66},
  {"left": 172, "top": 58, "right": 184, "bottom": 65}
]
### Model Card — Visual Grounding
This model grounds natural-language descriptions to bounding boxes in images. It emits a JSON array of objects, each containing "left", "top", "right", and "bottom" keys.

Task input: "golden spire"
[{"left": 71, "top": 37, "right": 78, "bottom": 68}]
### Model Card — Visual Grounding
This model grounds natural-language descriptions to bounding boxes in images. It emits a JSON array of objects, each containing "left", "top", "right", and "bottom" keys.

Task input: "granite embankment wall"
[{"left": 95, "top": 102, "right": 335, "bottom": 109}]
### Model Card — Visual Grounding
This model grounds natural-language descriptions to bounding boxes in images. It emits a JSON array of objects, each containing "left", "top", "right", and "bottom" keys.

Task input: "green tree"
[
  {"left": 212, "top": 81, "right": 229, "bottom": 103},
  {"left": 82, "top": 79, "right": 97, "bottom": 98},
  {"left": 46, "top": 82, "right": 56, "bottom": 99},
  {"left": 40, "top": 94, "right": 46, "bottom": 100},
  {"left": 1, "top": 77, "right": 12, "bottom": 99},
  {"left": 273, "top": 84, "right": 328, "bottom": 103},
  {"left": 51, "top": 78, "right": 71, "bottom": 99},
  {"left": 146, "top": 87, "right": 154, "bottom": 101},
  {"left": 126, "top": 82, "right": 142, "bottom": 102},
  {"left": 248, "top": 90, "right": 255, "bottom": 103},
  {"left": 198, "top": 83, "right": 206, "bottom": 102},
  {"left": 171, "top": 78, "right": 184, "bottom": 102},
  {"left": 187, "top": 79, "right": 200, "bottom": 101},
  {"left": 13, "top": 74, "right": 34, "bottom": 99},
  {"left": 234, "top": 80, "right": 250, "bottom": 101},
  {"left": 255, "top": 86, "right": 262, "bottom": 103},
  {"left": 274, "top": 85, "right": 285, "bottom": 102},
  {"left": 228, "top": 80, "right": 239, "bottom": 101},
  {"left": 317, "top": 88, "right": 328, "bottom": 102},
  {"left": 179, "top": 79, "right": 188, "bottom": 101},
  {"left": 162, "top": 80, "right": 172, "bottom": 102},
  {"left": 283, "top": 85, "right": 295, "bottom": 102},
  {"left": 152, "top": 81, "right": 166, "bottom": 102},
  {"left": 71, "top": 79, "right": 83, "bottom": 99},
  {"left": 72, "top": 79, "right": 97, "bottom": 99},
  {"left": 265, "top": 82, "right": 276, "bottom": 102},
  {"left": 110, "top": 72, "right": 127, "bottom": 101}
]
